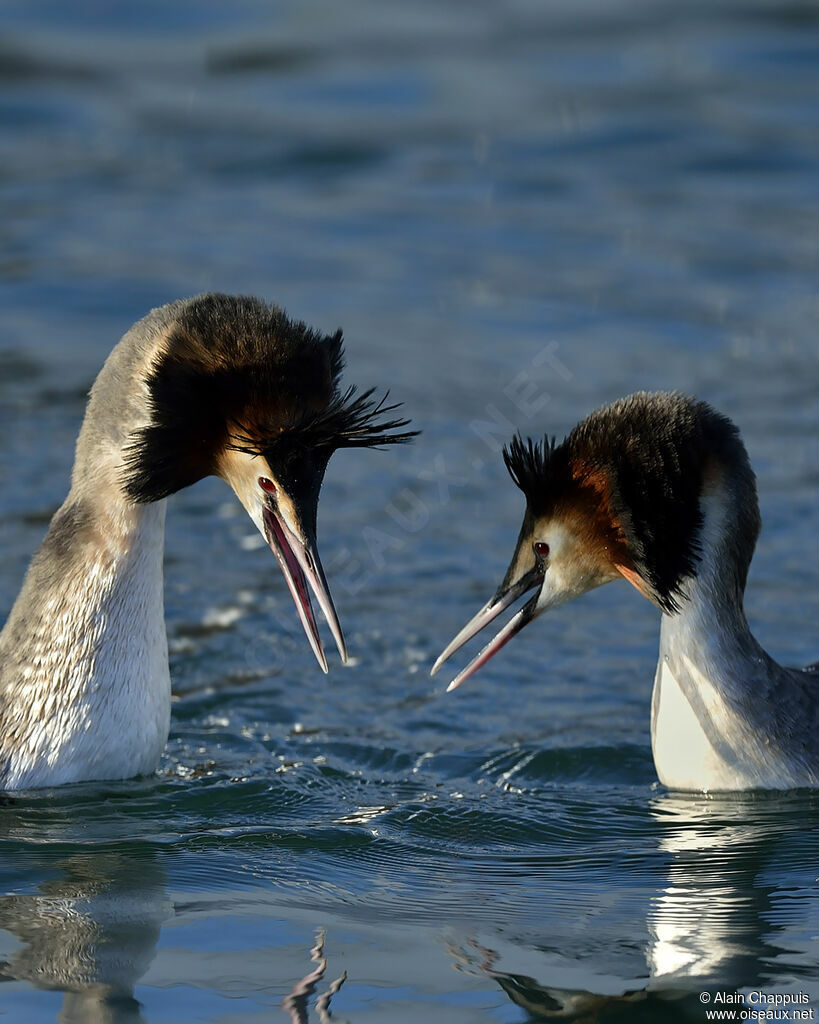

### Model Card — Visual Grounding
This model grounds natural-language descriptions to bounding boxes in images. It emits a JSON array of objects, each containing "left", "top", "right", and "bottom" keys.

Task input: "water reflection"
[
  {"left": 283, "top": 929, "right": 348, "bottom": 1024},
  {"left": 646, "top": 791, "right": 789, "bottom": 991},
  {"left": 450, "top": 791, "right": 818, "bottom": 1020},
  {"left": 448, "top": 936, "right": 648, "bottom": 1020},
  {"left": 0, "top": 850, "right": 172, "bottom": 1024}
]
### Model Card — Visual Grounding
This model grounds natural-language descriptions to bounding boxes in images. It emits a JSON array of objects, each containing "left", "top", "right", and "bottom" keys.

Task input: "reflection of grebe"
[
  {"left": 451, "top": 791, "right": 816, "bottom": 1017},
  {"left": 646, "top": 793, "right": 808, "bottom": 1007},
  {"left": 434, "top": 392, "right": 818, "bottom": 790},
  {"left": 0, "top": 852, "right": 171, "bottom": 1024},
  {"left": 646, "top": 792, "right": 782, "bottom": 987},
  {"left": 0, "top": 294, "right": 415, "bottom": 790},
  {"left": 449, "top": 936, "right": 648, "bottom": 1020},
  {"left": 283, "top": 930, "right": 348, "bottom": 1024}
]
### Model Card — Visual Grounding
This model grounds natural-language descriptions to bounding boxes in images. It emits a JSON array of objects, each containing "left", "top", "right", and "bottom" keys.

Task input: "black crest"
[
  {"left": 229, "top": 386, "right": 417, "bottom": 460},
  {"left": 503, "top": 434, "right": 568, "bottom": 511},
  {"left": 123, "top": 293, "right": 416, "bottom": 504},
  {"left": 502, "top": 392, "right": 759, "bottom": 612}
]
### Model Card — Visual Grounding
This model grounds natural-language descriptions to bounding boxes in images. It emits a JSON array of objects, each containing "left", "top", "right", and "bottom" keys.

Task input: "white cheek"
[
  {"left": 534, "top": 523, "right": 579, "bottom": 610},
  {"left": 540, "top": 523, "right": 575, "bottom": 585},
  {"left": 218, "top": 448, "right": 270, "bottom": 537},
  {"left": 539, "top": 522, "right": 573, "bottom": 562},
  {"left": 246, "top": 502, "right": 266, "bottom": 538},
  {"left": 535, "top": 521, "right": 613, "bottom": 610}
]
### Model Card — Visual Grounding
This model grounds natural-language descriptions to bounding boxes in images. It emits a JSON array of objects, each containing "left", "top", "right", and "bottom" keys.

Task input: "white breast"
[
  {"left": 651, "top": 658, "right": 748, "bottom": 792},
  {"left": 651, "top": 651, "right": 812, "bottom": 791},
  {"left": 0, "top": 502, "right": 171, "bottom": 789}
]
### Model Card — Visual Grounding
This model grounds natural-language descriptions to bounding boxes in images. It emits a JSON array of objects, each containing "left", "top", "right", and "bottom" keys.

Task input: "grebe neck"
[{"left": 651, "top": 478, "right": 795, "bottom": 791}]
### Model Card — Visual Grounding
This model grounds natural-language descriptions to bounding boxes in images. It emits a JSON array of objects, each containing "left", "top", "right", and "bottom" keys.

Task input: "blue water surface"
[{"left": 0, "top": 1, "right": 817, "bottom": 1021}]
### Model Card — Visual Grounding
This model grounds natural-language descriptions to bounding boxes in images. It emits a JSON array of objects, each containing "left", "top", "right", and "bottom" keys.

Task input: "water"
[{"left": 0, "top": 1, "right": 818, "bottom": 1020}]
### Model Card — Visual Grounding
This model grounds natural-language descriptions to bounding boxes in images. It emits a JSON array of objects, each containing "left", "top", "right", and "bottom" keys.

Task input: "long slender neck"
[
  {"left": 650, "top": 469, "right": 819, "bottom": 790},
  {"left": 0, "top": 301, "right": 177, "bottom": 680},
  {"left": 659, "top": 484, "right": 768, "bottom": 689},
  {"left": 0, "top": 307, "right": 182, "bottom": 788}
]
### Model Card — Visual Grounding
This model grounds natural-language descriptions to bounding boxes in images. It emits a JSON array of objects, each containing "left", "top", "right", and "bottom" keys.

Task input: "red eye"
[
  {"left": 258, "top": 477, "right": 277, "bottom": 495},
  {"left": 534, "top": 541, "right": 550, "bottom": 559}
]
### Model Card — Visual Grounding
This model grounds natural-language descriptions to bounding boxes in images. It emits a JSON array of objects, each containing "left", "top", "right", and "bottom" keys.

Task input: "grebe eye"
[
  {"left": 534, "top": 541, "right": 550, "bottom": 559},
  {"left": 258, "top": 477, "right": 277, "bottom": 495}
]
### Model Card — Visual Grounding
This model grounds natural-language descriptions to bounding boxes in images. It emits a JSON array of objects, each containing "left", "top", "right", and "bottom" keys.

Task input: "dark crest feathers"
[
  {"left": 229, "top": 386, "right": 417, "bottom": 459},
  {"left": 502, "top": 392, "right": 759, "bottom": 613},
  {"left": 503, "top": 434, "right": 564, "bottom": 500},
  {"left": 122, "top": 293, "right": 416, "bottom": 504}
]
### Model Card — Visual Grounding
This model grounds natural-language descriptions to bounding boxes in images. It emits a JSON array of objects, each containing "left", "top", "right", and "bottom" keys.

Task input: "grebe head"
[
  {"left": 432, "top": 391, "right": 759, "bottom": 690},
  {"left": 122, "top": 293, "right": 416, "bottom": 672}
]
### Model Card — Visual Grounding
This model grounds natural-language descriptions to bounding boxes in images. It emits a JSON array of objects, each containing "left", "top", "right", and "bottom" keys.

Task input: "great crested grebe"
[
  {"left": 432, "top": 391, "right": 818, "bottom": 792},
  {"left": 0, "top": 294, "right": 415, "bottom": 790}
]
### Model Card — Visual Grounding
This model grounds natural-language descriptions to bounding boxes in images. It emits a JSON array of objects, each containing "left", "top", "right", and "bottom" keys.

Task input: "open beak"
[
  {"left": 431, "top": 564, "right": 545, "bottom": 691},
  {"left": 262, "top": 502, "right": 347, "bottom": 673}
]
